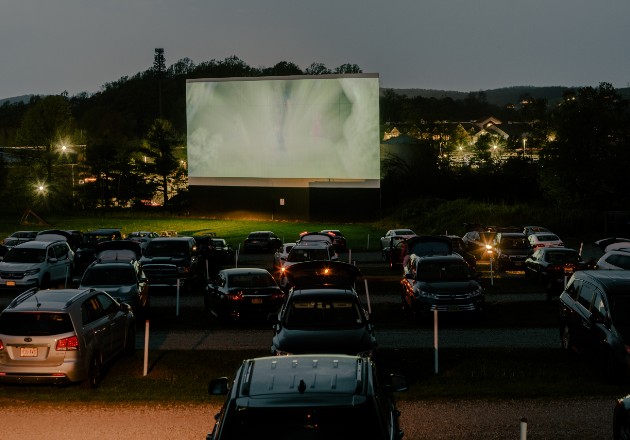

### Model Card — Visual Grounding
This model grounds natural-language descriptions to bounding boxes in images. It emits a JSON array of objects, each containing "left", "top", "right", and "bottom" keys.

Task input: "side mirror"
[{"left": 208, "top": 377, "right": 229, "bottom": 395}]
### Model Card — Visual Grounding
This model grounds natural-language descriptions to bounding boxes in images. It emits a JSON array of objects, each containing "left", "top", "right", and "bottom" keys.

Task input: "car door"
[
  {"left": 95, "top": 292, "right": 127, "bottom": 357},
  {"left": 81, "top": 295, "right": 111, "bottom": 358},
  {"left": 572, "top": 281, "right": 597, "bottom": 353},
  {"left": 583, "top": 289, "right": 612, "bottom": 360},
  {"left": 51, "top": 243, "right": 72, "bottom": 284}
]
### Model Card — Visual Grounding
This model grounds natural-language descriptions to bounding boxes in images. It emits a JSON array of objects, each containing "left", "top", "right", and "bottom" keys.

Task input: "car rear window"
[
  {"left": 538, "top": 234, "right": 559, "bottom": 241},
  {"left": 0, "top": 312, "right": 74, "bottom": 336}
]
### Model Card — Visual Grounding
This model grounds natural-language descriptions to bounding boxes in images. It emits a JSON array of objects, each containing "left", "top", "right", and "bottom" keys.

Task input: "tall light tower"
[{"left": 154, "top": 48, "right": 166, "bottom": 118}]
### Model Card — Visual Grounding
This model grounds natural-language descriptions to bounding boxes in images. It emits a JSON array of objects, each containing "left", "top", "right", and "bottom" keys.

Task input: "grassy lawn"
[{"left": 0, "top": 347, "right": 624, "bottom": 405}]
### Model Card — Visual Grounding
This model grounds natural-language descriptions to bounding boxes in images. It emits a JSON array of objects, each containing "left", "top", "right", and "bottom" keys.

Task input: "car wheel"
[
  {"left": 83, "top": 353, "right": 103, "bottom": 389},
  {"left": 125, "top": 325, "right": 136, "bottom": 356},
  {"left": 561, "top": 325, "right": 573, "bottom": 352}
]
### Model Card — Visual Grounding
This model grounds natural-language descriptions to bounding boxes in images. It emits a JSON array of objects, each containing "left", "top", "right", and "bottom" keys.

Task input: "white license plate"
[
  {"left": 251, "top": 298, "right": 263, "bottom": 305},
  {"left": 6, "top": 281, "right": 16, "bottom": 287},
  {"left": 20, "top": 347, "right": 38, "bottom": 357}
]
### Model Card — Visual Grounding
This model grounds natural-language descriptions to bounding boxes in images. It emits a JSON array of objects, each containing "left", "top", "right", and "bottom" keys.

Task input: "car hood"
[
  {"left": 0, "top": 262, "right": 44, "bottom": 271},
  {"left": 80, "top": 284, "right": 136, "bottom": 298},
  {"left": 416, "top": 279, "right": 481, "bottom": 293},
  {"left": 284, "top": 261, "right": 362, "bottom": 288},
  {"left": 141, "top": 256, "right": 189, "bottom": 264},
  {"left": 595, "top": 237, "right": 630, "bottom": 252},
  {"left": 273, "top": 327, "right": 376, "bottom": 355}
]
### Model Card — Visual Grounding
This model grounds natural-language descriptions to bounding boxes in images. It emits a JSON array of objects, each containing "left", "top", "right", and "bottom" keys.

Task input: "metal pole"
[
  {"left": 143, "top": 320, "right": 149, "bottom": 376},
  {"left": 367, "top": 234, "right": 370, "bottom": 250},
  {"left": 520, "top": 417, "right": 528, "bottom": 440},
  {"left": 490, "top": 256, "right": 494, "bottom": 286},
  {"left": 364, "top": 278, "right": 372, "bottom": 315},
  {"left": 434, "top": 309, "right": 439, "bottom": 374},
  {"left": 176, "top": 279, "right": 180, "bottom": 317},
  {"left": 348, "top": 249, "right": 352, "bottom": 264}
]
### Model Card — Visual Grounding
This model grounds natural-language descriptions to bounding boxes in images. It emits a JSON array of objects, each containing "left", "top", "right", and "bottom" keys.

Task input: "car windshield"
[
  {"left": 545, "top": 251, "right": 579, "bottom": 263},
  {"left": 228, "top": 272, "right": 276, "bottom": 288},
  {"left": 144, "top": 241, "right": 190, "bottom": 257},
  {"left": 287, "top": 248, "right": 329, "bottom": 262},
  {"left": 284, "top": 297, "right": 363, "bottom": 329},
  {"left": 82, "top": 267, "right": 136, "bottom": 285},
  {"left": 410, "top": 241, "right": 451, "bottom": 256},
  {"left": 221, "top": 405, "right": 381, "bottom": 439},
  {"left": 416, "top": 261, "right": 471, "bottom": 281},
  {"left": 0, "top": 312, "right": 74, "bottom": 336},
  {"left": 501, "top": 238, "right": 530, "bottom": 249},
  {"left": 537, "top": 234, "right": 559, "bottom": 242},
  {"left": 2, "top": 248, "right": 46, "bottom": 263}
]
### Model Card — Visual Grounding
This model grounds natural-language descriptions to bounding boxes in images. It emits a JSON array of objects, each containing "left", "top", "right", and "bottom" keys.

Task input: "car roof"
[
  {"left": 234, "top": 355, "right": 367, "bottom": 400},
  {"left": 220, "top": 267, "right": 271, "bottom": 275},
  {"left": 13, "top": 240, "right": 59, "bottom": 249},
  {"left": 289, "top": 287, "right": 358, "bottom": 298},
  {"left": 4, "top": 288, "right": 101, "bottom": 312},
  {"left": 412, "top": 253, "right": 465, "bottom": 263},
  {"left": 574, "top": 270, "right": 630, "bottom": 291}
]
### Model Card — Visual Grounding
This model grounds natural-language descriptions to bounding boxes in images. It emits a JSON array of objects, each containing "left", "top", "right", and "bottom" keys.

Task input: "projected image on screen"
[{"left": 186, "top": 75, "right": 380, "bottom": 181}]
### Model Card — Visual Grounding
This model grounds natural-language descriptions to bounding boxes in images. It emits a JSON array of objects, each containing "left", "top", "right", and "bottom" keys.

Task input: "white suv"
[{"left": 0, "top": 240, "right": 74, "bottom": 291}]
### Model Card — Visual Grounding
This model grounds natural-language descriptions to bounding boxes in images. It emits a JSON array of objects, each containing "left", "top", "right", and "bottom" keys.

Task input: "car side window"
[
  {"left": 564, "top": 278, "right": 582, "bottom": 301},
  {"left": 96, "top": 293, "right": 118, "bottom": 315},
  {"left": 591, "top": 290, "right": 607, "bottom": 319},
  {"left": 47, "top": 247, "right": 55, "bottom": 260},
  {"left": 54, "top": 243, "right": 68, "bottom": 260},
  {"left": 577, "top": 282, "right": 595, "bottom": 311},
  {"left": 618, "top": 255, "right": 630, "bottom": 270},
  {"left": 82, "top": 296, "right": 104, "bottom": 324}
]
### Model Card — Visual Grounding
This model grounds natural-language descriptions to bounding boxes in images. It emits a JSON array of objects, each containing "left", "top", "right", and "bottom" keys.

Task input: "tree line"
[{"left": 0, "top": 51, "right": 628, "bottom": 215}]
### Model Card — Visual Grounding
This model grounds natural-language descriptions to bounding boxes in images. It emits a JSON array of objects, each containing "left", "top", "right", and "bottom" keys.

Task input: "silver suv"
[
  {"left": 0, "top": 240, "right": 74, "bottom": 292},
  {"left": 0, "top": 287, "right": 135, "bottom": 388}
]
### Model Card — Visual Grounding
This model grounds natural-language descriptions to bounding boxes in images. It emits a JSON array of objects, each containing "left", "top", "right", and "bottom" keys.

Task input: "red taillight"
[
  {"left": 271, "top": 292, "right": 286, "bottom": 300},
  {"left": 56, "top": 336, "right": 79, "bottom": 351},
  {"left": 0, "top": 339, "right": 4, "bottom": 350},
  {"left": 226, "top": 291, "right": 244, "bottom": 301}
]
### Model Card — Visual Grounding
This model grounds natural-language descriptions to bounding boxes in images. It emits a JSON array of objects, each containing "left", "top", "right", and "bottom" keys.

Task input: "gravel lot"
[{"left": 1, "top": 398, "right": 615, "bottom": 440}]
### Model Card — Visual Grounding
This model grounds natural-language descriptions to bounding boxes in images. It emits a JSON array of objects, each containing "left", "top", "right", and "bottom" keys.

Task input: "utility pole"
[{"left": 154, "top": 48, "right": 166, "bottom": 118}]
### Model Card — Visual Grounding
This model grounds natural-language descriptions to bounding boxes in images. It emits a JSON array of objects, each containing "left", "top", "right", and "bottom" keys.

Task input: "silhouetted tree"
[{"left": 143, "top": 118, "right": 181, "bottom": 207}]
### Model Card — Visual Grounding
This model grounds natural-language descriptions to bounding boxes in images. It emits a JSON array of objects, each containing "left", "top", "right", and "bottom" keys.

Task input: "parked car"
[
  {"left": 401, "top": 252, "right": 484, "bottom": 323},
  {"left": 524, "top": 247, "right": 588, "bottom": 298},
  {"left": 559, "top": 270, "right": 630, "bottom": 381},
  {"left": 273, "top": 242, "right": 296, "bottom": 271},
  {"left": 0, "top": 287, "right": 135, "bottom": 388},
  {"left": 36, "top": 229, "right": 83, "bottom": 251},
  {"left": 523, "top": 225, "right": 552, "bottom": 237},
  {"left": 243, "top": 231, "right": 282, "bottom": 253},
  {"left": 0, "top": 238, "right": 32, "bottom": 259},
  {"left": 596, "top": 249, "right": 630, "bottom": 270},
  {"left": 270, "top": 261, "right": 377, "bottom": 356},
  {"left": 319, "top": 229, "right": 347, "bottom": 252},
  {"left": 493, "top": 232, "right": 532, "bottom": 271},
  {"left": 204, "top": 267, "right": 285, "bottom": 321},
  {"left": 206, "top": 354, "right": 406, "bottom": 440},
  {"left": 297, "top": 231, "right": 334, "bottom": 245},
  {"left": 279, "top": 241, "right": 338, "bottom": 287},
  {"left": 79, "top": 243, "right": 149, "bottom": 317},
  {"left": 126, "top": 231, "right": 159, "bottom": 252},
  {"left": 383, "top": 235, "right": 453, "bottom": 270},
  {"left": 74, "top": 228, "right": 123, "bottom": 276},
  {"left": 595, "top": 237, "right": 630, "bottom": 254},
  {"left": 442, "top": 235, "right": 477, "bottom": 270},
  {"left": 527, "top": 232, "right": 564, "bottom": 250},
  {"left": 2, "top": 230, "right": 37, "bottom": 245},
  {"left": 461, "top": 230, "right": 496, "bottom": 260},
  {"left": 0, "top": 239, "right": 74, "bottom": 292},
  {"left": 380, "top": 229, "right": 416, "bottom": 250},
  {"left": 139, "top": 236, "right": 201, "bottom": 292}
]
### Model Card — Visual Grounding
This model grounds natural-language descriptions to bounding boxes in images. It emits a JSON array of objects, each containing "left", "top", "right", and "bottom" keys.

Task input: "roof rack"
[{"left": 7, "top": 287, "right": 40, "bottom": 309}]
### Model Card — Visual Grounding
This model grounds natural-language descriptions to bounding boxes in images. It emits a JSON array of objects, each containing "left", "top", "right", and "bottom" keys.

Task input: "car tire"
[
  {"left": 561, "top": 325, "right": 573, "bottom": 353},
  {"left": 83, "top": 353, "right": 103, "bottom": 389}
]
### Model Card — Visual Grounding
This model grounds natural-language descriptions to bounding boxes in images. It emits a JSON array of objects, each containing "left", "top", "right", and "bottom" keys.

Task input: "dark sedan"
[
  {"left": 243, "top": 231, "right": 282, "bottom": 253},
  {"left": 270, "top": 261, "right": 376, "bottom": 356},
  {"left": 204, "top": 268, "right": 285, "bottom": 321},
  {"left": 524, "top": 247, "right": 588, "bottom": 299}
]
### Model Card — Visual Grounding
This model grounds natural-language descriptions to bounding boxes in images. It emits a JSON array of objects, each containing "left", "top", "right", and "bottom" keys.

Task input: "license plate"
[
  {"left": 447, "top": 305, "right": 461, "bottom": 312},
  {"left": 20, "top": 347, "right": 38, "bottom": 357},
  {"left": 6, "top": 281, "right": 16, "bottom": 287},
  {"left": 513, "top": 262, "right": 523, "bottom": 266},
  {"left": 251, "top": 298, "right": 263, "bottom": 304},
  {"left": 564, "top": 267, "right": 574, "bottom": 274}
]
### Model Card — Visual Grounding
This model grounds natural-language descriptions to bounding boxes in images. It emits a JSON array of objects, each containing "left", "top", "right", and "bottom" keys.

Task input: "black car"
[
  {"left": 73, "top": 228, "right": 122, "bottom": 276},
  {"left": 383, "top": 235, "right": 453, "bottom": 270},
  {"left": 614, "top": 394, "right": 630, "bottom": 440},
  {"left": 206, "top": 354, "right": 406, "bottom": 440},
  {"left": 270, "top": 261, "right": 376, "bottom": 356},
  {"left": 524, "top": 247, "right": 588, "bottom": 298},
  {"left": 243, "top": 231, "right": 282, "bottom": 253},
  {"left": 319, "top": 229, "right": 347, "bottom": 252},
  {"left": 559, "top": 270, "right": 630, "bottom": 380},
  {"left": 442, "top": 235, "right": 477, "bottom": 270},
  {"left": 401, "top": 252, "right": 484, "bottom": 323},
  {"left": 493, "top": 232, "right": 532, "bottom": 271},
  {"left": 204, "top": 267, "right": 285, "bottom": 321},
  {"left": 139, "top": 236, "right": 201, "bottom": 292}
]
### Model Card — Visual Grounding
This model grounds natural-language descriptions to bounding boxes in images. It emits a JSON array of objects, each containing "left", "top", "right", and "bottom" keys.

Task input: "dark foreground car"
[
  {"left": 559, "top": 270, "right": 630, "bottom": 381},
  {"left": 270, "top": 261, "right": 376, "bottom": 356},
  {"left": 139, "top": 236, "right": 201, "bottom": 292},
  {"left": 206, "top": 354, "right": 407, "bottom": 440},
  {"left": 243, "top": 231, "right": 282, "bottom": 253},
  {"left": 204, "top": 268, "right": 285, "bottom": 321}
]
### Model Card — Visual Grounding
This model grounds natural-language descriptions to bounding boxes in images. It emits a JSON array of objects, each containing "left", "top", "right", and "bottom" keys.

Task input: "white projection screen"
[{"left": 186, "top": 74, "right": 380, "bottom": 188}]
